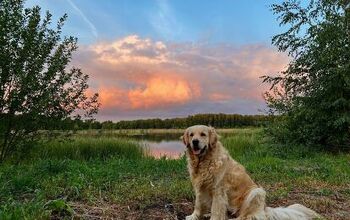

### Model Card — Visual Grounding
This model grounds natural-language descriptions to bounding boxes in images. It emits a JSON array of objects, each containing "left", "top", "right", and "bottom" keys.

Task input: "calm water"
[
  {"left": 140, "top": 140, "right": 184, "bottom": 159},
  {"left": 130, "top": 134, "right": 184, "bottom": 159}
]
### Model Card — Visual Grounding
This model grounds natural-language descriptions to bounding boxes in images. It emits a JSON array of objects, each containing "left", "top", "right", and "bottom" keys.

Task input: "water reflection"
[
  {"left": 140, "top": 140, "right": 184, "bottom": 159},
  {"left": 129, "top": 134, "right": 183, "bottom": 159}
]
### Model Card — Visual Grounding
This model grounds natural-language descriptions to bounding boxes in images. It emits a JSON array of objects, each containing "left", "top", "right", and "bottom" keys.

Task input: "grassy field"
[{"left": 0, "top": 128, "right": 349, "bottom": 219}]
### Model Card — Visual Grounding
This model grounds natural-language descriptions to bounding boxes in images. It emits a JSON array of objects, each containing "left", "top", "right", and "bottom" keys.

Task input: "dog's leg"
[
  {"left": 210, "top": 190, "right": 227, "bottom": 220},
  {"left": 236, "top": 188, "right": 266, "bottom": 220},
  {"left": 186, "top": 191, "right": 210, "bottom": 220}
]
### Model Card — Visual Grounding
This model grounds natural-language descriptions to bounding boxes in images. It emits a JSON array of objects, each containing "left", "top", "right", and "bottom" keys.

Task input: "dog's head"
[{"left": 181, "top": 125, "right": 218, "bottom": 156}]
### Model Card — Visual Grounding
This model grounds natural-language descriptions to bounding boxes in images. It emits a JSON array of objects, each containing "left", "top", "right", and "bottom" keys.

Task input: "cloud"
[
  {"left": 66, "top": 0, "right": 98, "bottom": 38},
  {"left": 209, "top": 93, "right": 231, "bottom": 101},
  {"left": 128, "top": 76, "right": 201, "bottom": 109},
  {"left": 90, "top": 35, "right": 169, "bottom": 65},
  {"left": 72, "top": 35, "right": 288, "bottom": 120}
]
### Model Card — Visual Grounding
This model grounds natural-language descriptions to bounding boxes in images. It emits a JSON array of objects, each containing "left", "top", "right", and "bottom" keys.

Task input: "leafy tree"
[
  {"left": 0, "top": 0, "right": 99, "bottom": 162},
  {"left": 263, "top": 0, "right": 350, "bottom": 150}
]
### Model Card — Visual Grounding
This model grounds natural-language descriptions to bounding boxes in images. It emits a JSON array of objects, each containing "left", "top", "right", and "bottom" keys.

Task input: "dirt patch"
[
  {"left": 69, "top": 190, "right": 350, "bottom": 220},
  {"left": 70, "top": 201, "right": 194, "bottom": 220}
]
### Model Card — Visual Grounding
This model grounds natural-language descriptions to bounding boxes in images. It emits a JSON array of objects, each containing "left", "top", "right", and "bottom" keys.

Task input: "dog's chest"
[{"left": 188, "top": 160, "right": 216, "bottom": 189}]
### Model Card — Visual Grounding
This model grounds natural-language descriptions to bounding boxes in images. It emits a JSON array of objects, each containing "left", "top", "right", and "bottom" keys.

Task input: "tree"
[
  {"left": 0, "top": 0, "right": 99, "bottom": 162},
  {"left": 263, "top": 0, "right": 350, "bottom": 150}
]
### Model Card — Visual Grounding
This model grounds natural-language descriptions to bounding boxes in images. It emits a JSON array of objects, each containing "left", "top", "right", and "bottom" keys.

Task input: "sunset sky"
[{"left": 26, "top": 0, "right": 290, "bottom": 121}]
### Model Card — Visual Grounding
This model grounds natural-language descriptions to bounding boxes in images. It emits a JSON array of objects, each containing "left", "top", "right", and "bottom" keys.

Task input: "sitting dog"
[{"left": 182, "top": 125, "right": 320, "bottom": 220}]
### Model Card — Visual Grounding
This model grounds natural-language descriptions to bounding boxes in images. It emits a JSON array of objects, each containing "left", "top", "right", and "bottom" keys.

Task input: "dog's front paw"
[{"left": 186, "top": 213, "right": 200, "bottom": 220}]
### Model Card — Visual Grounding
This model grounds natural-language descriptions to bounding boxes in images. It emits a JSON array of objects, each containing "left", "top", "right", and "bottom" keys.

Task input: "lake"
[
  {"left": 128, "top": 133, "right": 184, "bottom": 159},
  {"left": 140, "top": 140, "right": 184, "bottom": 159}
]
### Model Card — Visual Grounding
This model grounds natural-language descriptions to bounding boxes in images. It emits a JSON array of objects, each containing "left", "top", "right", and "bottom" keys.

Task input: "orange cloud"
[
  {"left": 128, "top": 76, "right": 200, "bottom": 109},
  {"left": 93, "top": 75, "right": 201, "bottom": 110},
  {"left": 98, "top": 87, "right": 129, "bottom": 109}
]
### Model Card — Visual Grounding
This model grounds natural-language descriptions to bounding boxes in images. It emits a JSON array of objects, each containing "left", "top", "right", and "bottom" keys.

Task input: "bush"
[{"left": 263, "top": 0, "right": 350, "bottom": 151}]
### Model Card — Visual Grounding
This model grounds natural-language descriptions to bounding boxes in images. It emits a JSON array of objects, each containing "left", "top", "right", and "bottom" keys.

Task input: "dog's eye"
[
  {"left": 200, "top": 133, "right": 206, "bottom": 137},
  {"left": 190, "top": 133, "right": 194, "bottom": 137}
]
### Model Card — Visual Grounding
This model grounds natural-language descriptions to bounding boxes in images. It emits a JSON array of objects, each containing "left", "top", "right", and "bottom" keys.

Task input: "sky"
[{"left": 26, "top": 0, "right": 290, "bottom": 121}]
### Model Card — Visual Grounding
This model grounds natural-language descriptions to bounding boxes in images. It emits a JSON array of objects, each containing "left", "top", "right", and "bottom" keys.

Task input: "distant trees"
[
  {"left": 42, "top": 114, "right": 272, "bottom": 130},
  {"left": 113, "top": 114, "right": 270, "bottom": 129},
  {"left": 0, "top": 0, "right": 99, "bottom": 162},
  {"left": 263, "top": 0, "right": 350, "bottom": 150}
]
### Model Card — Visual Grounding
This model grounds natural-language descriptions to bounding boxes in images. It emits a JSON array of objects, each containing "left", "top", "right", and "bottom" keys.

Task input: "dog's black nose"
[{"left": 192, "top": 139, "right": 199, "bottom": 146}]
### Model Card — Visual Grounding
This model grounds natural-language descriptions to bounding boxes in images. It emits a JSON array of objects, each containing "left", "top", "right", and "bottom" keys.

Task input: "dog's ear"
[
  {"left": 209, "top": 126, "right": 218, "bottom": 147},
  {"left": 181, "top": 130, "right": 189, "bottom": 146}
]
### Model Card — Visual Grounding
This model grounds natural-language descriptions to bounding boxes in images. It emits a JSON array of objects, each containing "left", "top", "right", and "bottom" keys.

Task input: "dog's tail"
[{"left": 265, "top": 203, "right": 321, "bottom": 220}]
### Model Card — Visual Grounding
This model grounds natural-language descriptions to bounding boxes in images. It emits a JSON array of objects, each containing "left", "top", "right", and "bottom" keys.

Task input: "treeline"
[{"left": 42, "top": 114, "right": 272, "bottom": 130}]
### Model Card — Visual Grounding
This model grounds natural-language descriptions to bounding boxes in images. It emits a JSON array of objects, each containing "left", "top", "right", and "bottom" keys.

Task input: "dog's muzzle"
[{"left": 191, "top": 145, "right": 207, "bottom": 156}]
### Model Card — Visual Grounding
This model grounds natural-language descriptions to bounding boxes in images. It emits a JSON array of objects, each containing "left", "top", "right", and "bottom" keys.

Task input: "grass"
[
  {"left": 0, "top": 128, "right": 349, "bottom": 219},
  {"left": 29, "top": 137, "right": 144, "bottom": 160}
]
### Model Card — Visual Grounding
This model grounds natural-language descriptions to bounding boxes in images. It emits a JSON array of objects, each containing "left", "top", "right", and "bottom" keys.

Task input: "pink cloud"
[
  {"left": 209, "top": 93, "right": 231, "bottom": 101},
  {"left": 72, "top": 35, "right": 289, "bottom": 120}
]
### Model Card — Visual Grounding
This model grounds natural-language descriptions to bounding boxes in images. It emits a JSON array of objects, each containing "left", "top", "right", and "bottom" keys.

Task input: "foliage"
[
  {"left": 113, "top": 114, "right": 271, "bottom": 129},
  {"left": 39, "top": 114, "right": 273, "bottom": 130},
  {"left": 263, "top": 0, "right": 350, "bottom": 150},
  {"left": 0, "top": 0, "right": 99, "bottom": 162}
]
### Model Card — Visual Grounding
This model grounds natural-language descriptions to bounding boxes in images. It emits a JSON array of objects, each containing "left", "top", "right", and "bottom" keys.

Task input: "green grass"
[
  {"left": 29, "top": 137, "right": 145, "bottom": 161},
  {"left": 0, "top": 129, "right": 349, "bottom": 219}
]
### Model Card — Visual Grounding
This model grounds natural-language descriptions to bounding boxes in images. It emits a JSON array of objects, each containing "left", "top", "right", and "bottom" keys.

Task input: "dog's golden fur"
[{"left": 182, "top": 125, "right": 320, "bottom": 220}]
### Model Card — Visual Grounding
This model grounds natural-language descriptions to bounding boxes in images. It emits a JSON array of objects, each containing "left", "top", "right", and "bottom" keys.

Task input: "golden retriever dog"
[{"left": 181, "top": 125, "right": 320, "bottom": 220}]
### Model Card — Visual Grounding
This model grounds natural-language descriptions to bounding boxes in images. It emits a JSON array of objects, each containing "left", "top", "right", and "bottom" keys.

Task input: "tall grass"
[
  {"left": 29, "top": 137, "right": 144, "bottom": 161},
  {"left": 222, "top": 129, "right": 350, "bottom": 185},
  {"left": 222, "top": 128, "right": 261, "bottom": 157}
]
